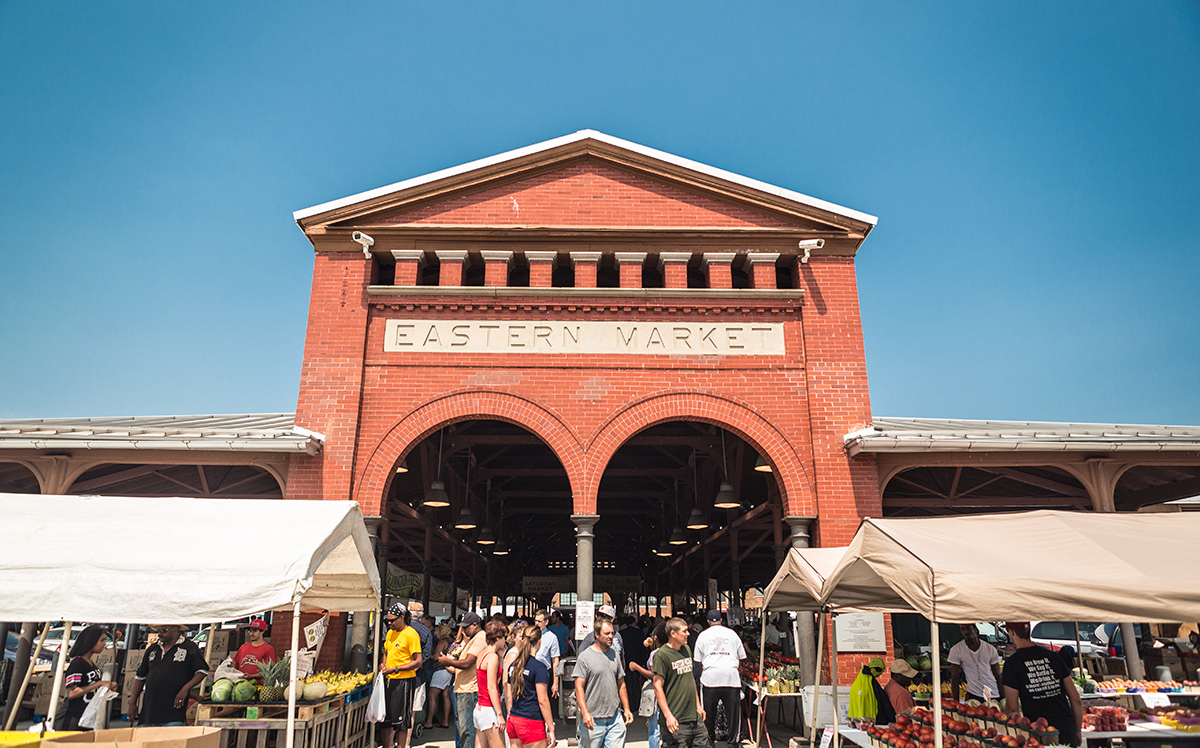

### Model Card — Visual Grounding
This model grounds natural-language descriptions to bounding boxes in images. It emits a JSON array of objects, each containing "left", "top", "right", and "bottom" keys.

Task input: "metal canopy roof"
[
  {"left": 847, "top": 416, "right": 1200, "bottom": 455},
  {"left": 0, "top": 413, "right": 323, "bottom": 454}
]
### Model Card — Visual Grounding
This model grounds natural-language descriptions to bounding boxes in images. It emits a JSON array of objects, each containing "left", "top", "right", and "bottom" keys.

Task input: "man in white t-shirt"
[
  {"left": 693, "top": 610, "right": 746, "bottom": 746},
  {"left": 948, "top": 623, "right": 1002, "bottom": 702},
  {"left": 763, "top": 617, "right": 782, "bottom": 651}
]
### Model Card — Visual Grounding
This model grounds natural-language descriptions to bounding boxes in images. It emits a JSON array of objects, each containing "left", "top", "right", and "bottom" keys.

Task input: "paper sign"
[
  {"left": 820, "top": 726, "right": 835, "bottom": 748},
  {"left": 304, "top": 614, "right": 328, "bottom": 649},
  {"left": 575, "top": 601, "right": 595, "bottom": 640},
  {"left": 1140, "top": 692, "right": 1170, "bottom": 707}
]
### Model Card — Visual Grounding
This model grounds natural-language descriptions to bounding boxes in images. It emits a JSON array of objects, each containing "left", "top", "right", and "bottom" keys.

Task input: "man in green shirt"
[{"left": 652, "top": 618, "right": 710, "bottom": 748}]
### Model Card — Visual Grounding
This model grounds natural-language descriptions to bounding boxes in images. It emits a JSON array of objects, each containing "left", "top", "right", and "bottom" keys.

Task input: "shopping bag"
[
  {"left": 79, "top": 686, "right": 118, "bottom": 729},
  {"left": 365, "top": 672, "right": 387, "bottom": 723},
  {"left": 213, "top": 657, "right": 247, "bottom": 682},
  {"left": 413, "top": 683, "right": 426, "bottom": 714},
  {"left": 637, "top": 681, "right": 656, "bottom": 717}
]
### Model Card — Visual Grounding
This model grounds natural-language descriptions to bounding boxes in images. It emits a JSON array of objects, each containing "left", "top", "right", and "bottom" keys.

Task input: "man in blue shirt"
[{"left": 534, "top": 609, "right": 562, "bottom": 697}]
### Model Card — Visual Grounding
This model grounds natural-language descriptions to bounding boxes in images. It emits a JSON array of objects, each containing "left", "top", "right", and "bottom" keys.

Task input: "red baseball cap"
[{"left": 248, "top": 619, "right": 268, "bottom": 631}]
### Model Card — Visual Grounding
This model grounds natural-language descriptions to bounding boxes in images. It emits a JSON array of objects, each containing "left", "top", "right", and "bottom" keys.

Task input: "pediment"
[{"left": 296, "top": 131, "right": 876, "bottom": 238}]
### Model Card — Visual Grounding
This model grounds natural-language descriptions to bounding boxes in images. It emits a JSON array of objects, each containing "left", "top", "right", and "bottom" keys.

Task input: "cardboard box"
[
  {"left": 41, "top": 727, "right": 221, "bottom": 748},
  {"left": 121, "top": 650, "right": 146, "bottom": 716},
  {"left": 204, "top": 631, "right": 235, "bottom": 668}
]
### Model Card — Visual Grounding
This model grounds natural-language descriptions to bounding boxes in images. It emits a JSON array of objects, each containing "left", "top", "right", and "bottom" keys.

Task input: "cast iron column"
[
  {"left": 573, "top": 514, "right": 599, "bottom": 608},
  {"left": 787, "top": 516, "right": 819, "bottom": 687}
]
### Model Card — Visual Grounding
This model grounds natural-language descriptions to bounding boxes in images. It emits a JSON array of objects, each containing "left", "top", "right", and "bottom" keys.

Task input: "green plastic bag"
[{"left": 849, "top": 669, "right": 878, "bottom": 719}]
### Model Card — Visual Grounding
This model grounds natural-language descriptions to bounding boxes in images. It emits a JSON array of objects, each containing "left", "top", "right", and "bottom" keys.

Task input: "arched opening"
[
  {"left": 0, "top": 462, "right": 40, "bottom": 493},
  {"left": 1113, "top": 464, "right": 1200, "bottom": 511},
  {"left": 67, "top": 463, "right": 284, "bottom": 497},
  {"left": 594, "top": 420, "right": 782, "bottom": 618},
  {"left": 384, "top": 419, "right": 573, "bottom": 617},
  {"left": 881, "top": 464, "right": 1090, "bottom": 516}
]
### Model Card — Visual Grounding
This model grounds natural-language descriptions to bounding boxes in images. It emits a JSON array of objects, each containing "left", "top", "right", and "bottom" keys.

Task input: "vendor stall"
[
  {"left": 762, "top": 510, "right": 1200, "bottom": 748},
  {"left": 0, "top": 493, "right": 382, "bottom": 748}
]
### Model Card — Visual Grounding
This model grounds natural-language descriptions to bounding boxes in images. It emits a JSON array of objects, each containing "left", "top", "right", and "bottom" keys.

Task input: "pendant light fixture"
[
  {"left": 423, "top": 429, "right": 451, "bottom": 507},
  {"left": 395, "top": 459, "right": 409, "bottom": 474},
  {"left": 713, "top": 431, "right": 740, "bottom": 509},
  {"left": 753, "top": 454, "right": 772, "bottom": 473},
  {"left": 686, "top": 450, "right": 709, "bottom": 529},
  {"left": 454, "top": 446, "right": 477, "bottom": 530},
  {"left": 668, "top": 479, "right": 688, "bottom": 544},
  {"left": 654, "top": 543, "right": 672, "bottom": 557},
  {"left": 493, "top": 539, "right": 509, "bottom": 555},
  {"left": 477, "top": 479, "right": 495, "bottom": 544}
]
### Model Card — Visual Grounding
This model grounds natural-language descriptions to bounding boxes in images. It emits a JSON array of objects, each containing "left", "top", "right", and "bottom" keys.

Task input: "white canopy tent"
[
  {"left": 760, "top": 510, "right": 1200, "bottom": 748},
  {"left": 0, "top": 493, "right": 382, "bottom": 747}
]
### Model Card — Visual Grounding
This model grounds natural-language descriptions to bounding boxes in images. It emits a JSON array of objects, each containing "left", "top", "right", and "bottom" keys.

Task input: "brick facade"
[{"left": 289, "top": 134, "right": 881, "bottom": 681}]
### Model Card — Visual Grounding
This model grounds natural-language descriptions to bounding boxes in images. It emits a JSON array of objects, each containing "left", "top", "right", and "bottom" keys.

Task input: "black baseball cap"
[
  {"left": 458, "top": 612, "right": 483, "bottom": 627},
  {"left": 707, "top": 610, "right": 722, "bottom": 622}
]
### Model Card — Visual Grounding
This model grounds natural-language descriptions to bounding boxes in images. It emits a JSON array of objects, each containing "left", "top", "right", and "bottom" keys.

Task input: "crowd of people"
[{"left": 378, "top": 603, "right": 762, "bottom": 748}]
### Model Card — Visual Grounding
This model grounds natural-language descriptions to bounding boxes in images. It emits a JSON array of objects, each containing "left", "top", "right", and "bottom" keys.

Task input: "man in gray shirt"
[
  {"left": 579, "top": 604, "right": 625, "bottom": 667},
  {"left": 574, "top": 618, "right": 634, "bottom": 748}
]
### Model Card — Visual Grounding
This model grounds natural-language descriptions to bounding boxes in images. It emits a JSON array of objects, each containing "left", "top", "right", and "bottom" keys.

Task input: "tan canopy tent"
[
  {"left": 821, "top": 509, "right": 1200, "bottom": 623},
  {"left": 758, "top": 510, "right": 1200, "bottom": 748}
]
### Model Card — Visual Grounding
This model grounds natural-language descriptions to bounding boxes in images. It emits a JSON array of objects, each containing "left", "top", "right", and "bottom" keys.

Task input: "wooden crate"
[
  {"left": 197, "top": 696, "right": 345, "bottom": 722},
  {"left": 340, "top": 697, "right": 369, "bottom": 748},
  {"left": 197, "top": 704, "right": 343, "bottom": 748}
]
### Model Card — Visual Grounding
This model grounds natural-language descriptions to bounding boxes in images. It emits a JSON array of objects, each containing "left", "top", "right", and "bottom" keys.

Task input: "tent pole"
[
  {"left": 809, "top": 610, "right": 826, "bottom": 748},
  {"left": 370, "top": 608, "right": 380, "bottom": 748},
  {"left": 830, "top": 614, "right": 839, "bottom": 747},
  {"left": 45, "top": 621, "right": 73, "bottom": 729},
  {"left": 200, "top": 622, "right": 217, "bottom": 698},
  {"left": 1073, "top": 622, "right": 1084, "bottom": 674},
  {"left": 4, "top": 624, "right": 50, "bottom": 730},
  {"left": 757, "top": 613, "right": 767, "bottom": 747},
  {"left": 286, "top": 602, "right": 301, "bottom": 748},
  {"left": 932, "top": 622, "right": 943, "bottom": 748}
]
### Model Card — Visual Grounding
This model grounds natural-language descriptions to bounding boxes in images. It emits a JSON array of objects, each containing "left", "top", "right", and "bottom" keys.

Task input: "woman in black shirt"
[{"left": 58, "top": 626, "right": 118, "bottom": 730}]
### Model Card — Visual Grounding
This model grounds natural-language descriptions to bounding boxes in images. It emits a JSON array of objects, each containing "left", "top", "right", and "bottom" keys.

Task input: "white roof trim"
[
  {"left": 293, "top": 129, "right": 878, "bottom": 226},
  {"left": 847, "top": 416, "right": 1200, "bottom": 454}
]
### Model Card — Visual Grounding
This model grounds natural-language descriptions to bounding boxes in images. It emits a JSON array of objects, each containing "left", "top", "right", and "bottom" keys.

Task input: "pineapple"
[{"left": 257, "top": 656, "right": 292, "bottom": 702}]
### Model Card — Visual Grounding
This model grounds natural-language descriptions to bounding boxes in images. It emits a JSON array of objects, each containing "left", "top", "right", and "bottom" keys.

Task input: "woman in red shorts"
[{"left": 505, "top": 626, "right": 555, "bottom": 748}]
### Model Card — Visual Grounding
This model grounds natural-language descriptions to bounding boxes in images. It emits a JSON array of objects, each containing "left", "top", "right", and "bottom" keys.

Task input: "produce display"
[
  {"left": 1083, "top": 706, "right": 1128, "bottom": 732},
  {"left": 1095, "top": 678, "right": 1199, "bottom": 693},
  {"left": 739, "top": 652, "right": 800, "bottom": 687},
  {"left": 206, "top": 662, "right": 372, "bottom": 704},
  {"left": 302, "top": 670, "right": 373, "bottom": 696},
  {"left": 1139, "top": 706, "right": 1200, "bottom": 732},
  {"left": 863, "top": 701, "right": 1060, "bottom": 748}
]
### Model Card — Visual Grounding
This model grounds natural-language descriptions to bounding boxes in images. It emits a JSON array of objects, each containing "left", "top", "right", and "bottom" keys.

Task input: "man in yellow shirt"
[{"left": 383, "top": 603, "right": 424, "bottom": 748}]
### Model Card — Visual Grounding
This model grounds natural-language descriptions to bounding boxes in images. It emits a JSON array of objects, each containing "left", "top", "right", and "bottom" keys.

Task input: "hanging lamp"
[
  {"left": 423, "top": 430, "right": 451, "bottom": 507},
  {"left": 395, "top": 459, "right": 409, "bottom": 474},
  {"left": 712, "top": 431, "right": 739, "bottom": 509},
  {"left": 686, "top": 506, "right": 708, "bottom": 530},
  {"left": 454, "top": 446, "right": 477, "bottom": 529},
  {"left": 753, "top": 454, "right": 772, "bottom": 473}
]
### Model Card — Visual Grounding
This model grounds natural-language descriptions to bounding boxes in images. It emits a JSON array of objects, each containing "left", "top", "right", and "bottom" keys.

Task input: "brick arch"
[
  {"left": 356, "top": 389, "right": 585, "bottom": 515},
  {"left": 581, "top": 391, "right": 815, "bottom": 516}
]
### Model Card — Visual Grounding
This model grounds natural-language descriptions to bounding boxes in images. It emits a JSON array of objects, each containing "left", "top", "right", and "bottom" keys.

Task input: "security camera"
[
  {"left": 352, "top": 231, "right": 375, "bottom": 257},
  {"left": 798, "top": 238, "right": 825, "bottom": 264}
]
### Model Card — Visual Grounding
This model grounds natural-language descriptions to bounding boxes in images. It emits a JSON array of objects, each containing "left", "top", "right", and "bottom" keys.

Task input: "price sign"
[
  {"left": 820, "top": 726, "right": 835, "bottom": 748},
  {"left": 1140, "top": 692, "right": 1171, "bottom": 707},
  {"left": 575, "top": 600, "right": 595, "bottom": 641}
]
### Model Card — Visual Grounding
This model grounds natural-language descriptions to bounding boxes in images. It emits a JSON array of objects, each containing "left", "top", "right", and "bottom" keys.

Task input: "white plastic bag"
[
  {"left": 213, "top": 657, "right": 246, "bottom": 682},
  {"left": 412, "top": 683, "right": 426, "bottom": 714},
  {"left": 80, "top": 686, "right": 118, "bottom": 729},
  {"left": 365, "top": 672, "right": 387, "bottom": 723}
]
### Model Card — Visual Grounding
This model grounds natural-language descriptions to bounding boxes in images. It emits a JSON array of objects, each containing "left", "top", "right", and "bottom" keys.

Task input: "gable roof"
[{"left": 293, "top": 130, "right": 877, "bottom": 232}]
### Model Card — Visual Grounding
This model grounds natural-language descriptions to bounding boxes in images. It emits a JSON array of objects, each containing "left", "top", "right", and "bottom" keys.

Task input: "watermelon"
[
  {"left": 211, "top": 678, "right": 234, "bottom": 703},
  {"left": 233, "top": 680, "right": 258, "bottom": 703}
]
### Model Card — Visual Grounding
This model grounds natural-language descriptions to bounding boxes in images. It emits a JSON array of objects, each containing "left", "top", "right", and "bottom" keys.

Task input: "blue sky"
[{"left": 1, "top": 2, "right": 1198, "bottom": 423}]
